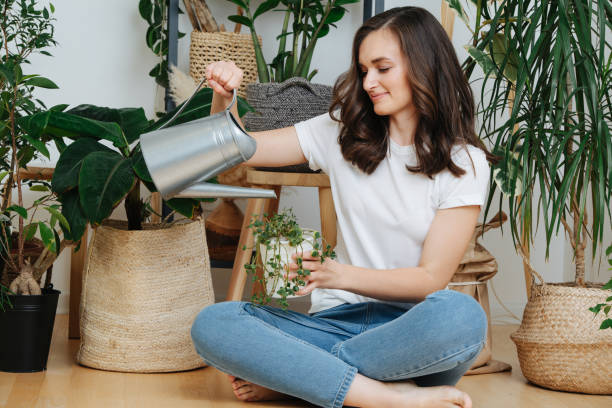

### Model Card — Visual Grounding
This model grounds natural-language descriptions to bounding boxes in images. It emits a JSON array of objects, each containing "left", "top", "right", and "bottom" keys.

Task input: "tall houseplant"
[
  {"left": 448, "top": 0, "right": 611, "bottom": 393},
  {"left": 227, "top": 0, "right": 359, "bottom": 83},
  {"left": 0, "top": 0, "right": 68, "bottom": 372},
  {"left": 29, "top": 89, "right": 254, "bottom": 373}
]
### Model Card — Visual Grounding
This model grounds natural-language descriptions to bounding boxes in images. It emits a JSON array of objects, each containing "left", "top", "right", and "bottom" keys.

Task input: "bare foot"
[
  {"left": 385, "top": 382, "right": 472, "bottom": 408},
  {"left": 227, "top": 375, "right": 293, "bottom": 402}
]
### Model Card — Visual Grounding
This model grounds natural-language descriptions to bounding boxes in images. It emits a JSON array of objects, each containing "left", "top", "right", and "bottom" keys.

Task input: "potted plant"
[
  {"left": 244, "top": 209, "right": 335, "bottom": 310},
  {"left": 226, "top": 0, "right": 358, "bottom": 172},
  {"left": 447, "top": 0, "right": 611, "bottom": 394},
  {"left": 24, "top": 87, "right": 254, "bottom": 373},
  {"left": 0, "top": 0, "right": 69, "bottom": 372}
]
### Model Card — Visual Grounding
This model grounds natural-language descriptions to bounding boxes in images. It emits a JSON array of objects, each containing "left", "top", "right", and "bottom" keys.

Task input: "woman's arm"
[
  {"left": 206, "top": 61, "right": 306, "bottom": 167},
  {"left": 289, "top": 205, "right": 481, "bottom": 302}
]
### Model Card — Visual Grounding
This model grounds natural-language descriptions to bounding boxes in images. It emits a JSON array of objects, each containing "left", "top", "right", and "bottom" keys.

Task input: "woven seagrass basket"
[
  {"left": 511, "top": 281, "right": 612, "bottom": 394},
  {"left": 77, "top": 218, "right": 214, "bottom": 373},
  {"left": 189, "top": 31, "right": 260, "bottom": 99}
]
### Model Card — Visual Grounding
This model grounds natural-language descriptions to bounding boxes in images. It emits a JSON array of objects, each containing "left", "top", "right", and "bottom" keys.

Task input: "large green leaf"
[
  {"left": 52, "top": 138, "right": 115, "bottom": 194},
  {"left": 67, "top": 105, "right": 150, "bottom": 145},
  {"left": 146, "top": 88, "right": 214, "bottom": 131},
  {"left": 490, "top": 33, "right": 518, "bottom": 84},
  {"left": 465, "top": 45, "right": 498, "bottom": 78},
  {"left": 24, "top": 76, "right": 59, "bottom": 89},
  {"left": 79, "top": 151, "right": 136, "bottom": 226},
  {"left": 59, "top": 189, "right": 88, "bottom": 242},
  {"left": 25, "top": 111, "right": 126, "bottom": 148},
  {"left": 253, "top": 0, "right": 279, "bottom": 20}
]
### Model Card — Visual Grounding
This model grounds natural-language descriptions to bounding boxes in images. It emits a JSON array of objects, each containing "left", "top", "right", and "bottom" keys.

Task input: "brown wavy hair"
[{"left": 330, "top": 6, "right": 497, "bottom": 177}]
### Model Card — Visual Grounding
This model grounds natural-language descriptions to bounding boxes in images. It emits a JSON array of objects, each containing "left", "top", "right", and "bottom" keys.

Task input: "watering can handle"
[{"left": 158, "top": 77, "right": 236, "bottom": 131}]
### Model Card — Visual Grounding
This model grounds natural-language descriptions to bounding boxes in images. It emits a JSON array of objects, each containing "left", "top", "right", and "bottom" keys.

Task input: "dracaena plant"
[
  {"left": 0, "top": 0, "right": 70, "bottom": 301},
  {"left": 18, "top": 87, "right": 253, "bottom": 244},
  {"left": 447, "top": 0, "right": 611, "bottom": 285},
  {"left": 227, "top": 0, "right": 359, "bottom": 83}
]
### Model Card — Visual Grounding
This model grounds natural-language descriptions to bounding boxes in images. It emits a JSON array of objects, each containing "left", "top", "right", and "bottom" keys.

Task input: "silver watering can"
[{"left": 139, "top": 88, "right": 276, "bottom": 199}]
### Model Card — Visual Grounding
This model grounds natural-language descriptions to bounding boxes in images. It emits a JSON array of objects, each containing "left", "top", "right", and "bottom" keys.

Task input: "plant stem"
[
  {"left": 294, "top": 0, "right": 333, "bottom": 77},
  {"left": 125, "top": 181, "right": 143, "bottom": 231}
]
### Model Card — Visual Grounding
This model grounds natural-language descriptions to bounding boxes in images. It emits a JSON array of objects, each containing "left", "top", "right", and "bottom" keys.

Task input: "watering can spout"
[
  {"left": 174, "top": 182, "right": 276, "bottom": 199},
  {"left": 139, "top": 89, "right": 276, "bottom": 200}
]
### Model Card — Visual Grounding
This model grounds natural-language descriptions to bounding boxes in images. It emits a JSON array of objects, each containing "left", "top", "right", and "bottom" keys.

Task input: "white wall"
[{"left": 20, "top": 1, "right": 611, "bottom": 322}]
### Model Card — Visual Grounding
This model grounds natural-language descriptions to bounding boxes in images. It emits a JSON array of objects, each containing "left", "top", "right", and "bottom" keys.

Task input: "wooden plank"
[
  {"left": 318, "top": 186, "right": 337, "bottom": 249},
  {"left": 246, "top": 169, "right": 331, "bottom": 187},
  {"left": 193, "top": 0, "right": 219, "bottom": 32},
  {"left": 68, "top": 229, "right": 88, "bottom": 339},
  {"left": 17, "top": 166, "right": 54, "bottom": 181},
  {"left": 150, "top": 192, "right": 162, "bottom": 223},
  {"left": 226, "top": 197, "right": 266, "bottom": 301}
]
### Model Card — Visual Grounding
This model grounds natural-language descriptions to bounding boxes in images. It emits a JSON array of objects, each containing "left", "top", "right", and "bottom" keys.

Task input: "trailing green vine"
[
  {"left": 138, "top": 0, "right": 185, "bottom": 89},
  {"left": 244, "top": 209, "right": 335, "bottom": 310}
]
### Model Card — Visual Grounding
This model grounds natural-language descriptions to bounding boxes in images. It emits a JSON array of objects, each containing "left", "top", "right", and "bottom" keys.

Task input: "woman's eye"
[{"left": 378, "top": 67, "right": 390, "bottom": 73}]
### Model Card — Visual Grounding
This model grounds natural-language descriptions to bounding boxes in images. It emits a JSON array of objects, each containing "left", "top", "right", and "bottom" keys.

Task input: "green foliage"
[
  {"left": 19, "top": 88, "right": 254, "bottom": 242},
  {"left": 452, "top": 0, "right": 611, "bottom": 283},
  {"left": 589, "top": 244, "right": 612, "bottom": 330},
  {"left": 138, "top": 0, "right": 185, "bottom": 88},
  {"left": 0, "top": 0, "right": 67, "bottom": 294},
  {"left": 228, "top": 0, "right": 359, "bottom": 83},
  {"left": 244, "top": 209, "right": 335, "bottom": 310}
]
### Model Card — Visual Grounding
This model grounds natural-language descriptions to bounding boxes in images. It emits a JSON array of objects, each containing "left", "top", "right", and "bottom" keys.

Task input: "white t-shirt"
[{"left": 294, "top": 113, "right": 490, "bottom": 314}]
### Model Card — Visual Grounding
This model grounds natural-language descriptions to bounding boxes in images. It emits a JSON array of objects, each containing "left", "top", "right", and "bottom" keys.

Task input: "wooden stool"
[{"left": 226, "top": 168, "right": 337, "bottom": 301}]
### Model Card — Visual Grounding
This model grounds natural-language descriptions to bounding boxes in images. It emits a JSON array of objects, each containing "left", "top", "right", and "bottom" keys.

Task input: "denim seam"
[
  {"left": 360, "top": 303, "right": 372, "bottom": 334},
  {"left": 259, "top": 305, "right": 350, "bottom": 336},
  {"left": 331, "top": 365, "right": 357, "bottom": 408},
  {"left": 381, "top": 341, "right": 483, "bottom": 381}
]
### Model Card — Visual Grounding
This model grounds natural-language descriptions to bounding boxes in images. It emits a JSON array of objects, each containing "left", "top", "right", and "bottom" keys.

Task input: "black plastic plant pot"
[{"left": 0, "top": 287, "right": 60, "bottom": 372}]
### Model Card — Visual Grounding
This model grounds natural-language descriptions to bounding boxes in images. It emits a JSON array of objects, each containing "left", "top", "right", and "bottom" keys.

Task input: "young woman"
[{"left": 191, "top": 7, "right": 496, "bottom": 408}]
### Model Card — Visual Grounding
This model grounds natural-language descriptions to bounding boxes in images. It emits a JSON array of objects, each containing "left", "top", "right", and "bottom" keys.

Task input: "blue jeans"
[{"left": 191, "top": 290, "right": 486, "bottom": 408}]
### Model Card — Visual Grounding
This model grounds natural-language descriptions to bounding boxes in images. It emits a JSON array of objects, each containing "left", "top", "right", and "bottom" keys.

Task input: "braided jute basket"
[
  {"left": 189, "top": 31, "right": 260, "bottom": 99},
  {"left": 511, "top": 262, "right": 612, "bottom": 394},
  {"left": 77, "top": 218, "right": 214, "bottom": 373}
]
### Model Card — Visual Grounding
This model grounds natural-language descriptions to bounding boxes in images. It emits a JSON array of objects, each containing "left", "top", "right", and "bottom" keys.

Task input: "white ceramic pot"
[{"left": 260, "top": 229, "right": 317, "bottom": 299}]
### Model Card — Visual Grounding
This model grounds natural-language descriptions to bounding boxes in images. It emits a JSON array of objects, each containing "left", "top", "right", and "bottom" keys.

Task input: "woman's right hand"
[{"left": 205, "top": 60, "right": 243, "bottom": 99}]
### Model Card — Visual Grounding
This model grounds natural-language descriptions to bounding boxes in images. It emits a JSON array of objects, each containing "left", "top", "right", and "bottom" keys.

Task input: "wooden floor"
[{"left": 1, "top": 315, "right": 610, "bottom": 408}]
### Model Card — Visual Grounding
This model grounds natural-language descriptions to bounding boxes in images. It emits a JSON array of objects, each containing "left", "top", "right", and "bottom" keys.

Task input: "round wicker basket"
[{"left": 511, "top": 282, "right": 612, "bottom": 394}]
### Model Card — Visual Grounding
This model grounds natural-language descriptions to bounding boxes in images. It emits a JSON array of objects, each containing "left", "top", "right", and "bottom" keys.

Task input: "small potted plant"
[
  {"left": 226, "top": 0, "right": 359, "bottom": 172},
  {"left": 0, "top": 0, "right": 69, "bottom": 372},
  {"left": 244, "top": 209, "right": 335, "bottom": 310}
]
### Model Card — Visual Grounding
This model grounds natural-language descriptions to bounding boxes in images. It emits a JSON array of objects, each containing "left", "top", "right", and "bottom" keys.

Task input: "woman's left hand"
[{"left": 286, "top": 251, "right": 345, "bottom": 296}]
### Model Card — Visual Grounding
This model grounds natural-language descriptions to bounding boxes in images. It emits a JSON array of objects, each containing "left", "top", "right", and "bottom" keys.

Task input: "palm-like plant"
[{"left": 448, "top": 0, "right": 611, "bottom": 285}]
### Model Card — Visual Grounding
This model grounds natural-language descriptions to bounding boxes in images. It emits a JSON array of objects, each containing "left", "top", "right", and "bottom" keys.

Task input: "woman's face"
[{"left": 358, "top": 28, "right": 414, "bottom": 117}]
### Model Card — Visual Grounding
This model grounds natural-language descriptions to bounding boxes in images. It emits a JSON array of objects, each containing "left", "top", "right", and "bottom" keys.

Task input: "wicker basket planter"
[
  {"left": 77, "top": 218, "right": 214, "bottom": 373},
  {"left": 511, "top": 282, "right": 612, "bottom": 394}
]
